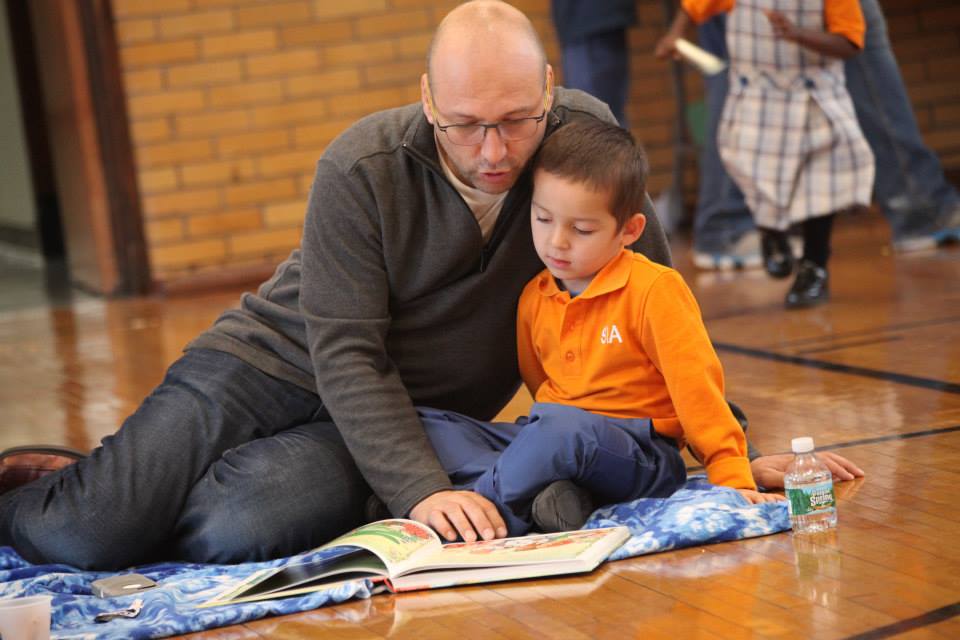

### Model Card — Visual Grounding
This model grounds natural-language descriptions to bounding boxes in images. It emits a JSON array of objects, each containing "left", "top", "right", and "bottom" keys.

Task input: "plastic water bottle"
[{"left": 784, "top": 437, "right": 837, "bottom": 533}]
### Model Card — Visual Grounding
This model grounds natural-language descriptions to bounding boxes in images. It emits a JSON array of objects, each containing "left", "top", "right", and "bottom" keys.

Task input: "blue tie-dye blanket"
[{"left": 0, "top": 478, "right": 789, "bottom": 639}]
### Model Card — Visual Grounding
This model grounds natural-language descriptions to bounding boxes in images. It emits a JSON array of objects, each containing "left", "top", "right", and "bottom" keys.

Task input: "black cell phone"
[{"left": 91, "top": 573, "right": 158, "bottom": 598}]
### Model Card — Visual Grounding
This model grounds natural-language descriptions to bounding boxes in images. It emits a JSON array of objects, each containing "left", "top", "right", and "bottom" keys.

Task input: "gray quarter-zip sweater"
[{"left": 188, "top": 88, "right": 672, "bottom": 518}]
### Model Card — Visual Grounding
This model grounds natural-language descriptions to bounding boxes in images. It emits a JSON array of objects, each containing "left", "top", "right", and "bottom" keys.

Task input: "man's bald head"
[
  {"left": 420, "top": 1, "right": 554, "bottom": 195},
  {"left": 427, "top": 0, "right": 548, "bottom": 94}
]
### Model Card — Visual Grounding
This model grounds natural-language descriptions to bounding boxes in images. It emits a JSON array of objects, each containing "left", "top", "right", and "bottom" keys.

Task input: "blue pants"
[
  {"left": 0, "top": 349, "right": 370, "bottom": 569},
  {"left": 418, "top": 403, "right": 686, "bottom": 536},
  {"left": 560, "top": 29, "right": 630, "bottom": 127},
  {"left": 694, "top": 0, "right": 959, "bottom": 252}
]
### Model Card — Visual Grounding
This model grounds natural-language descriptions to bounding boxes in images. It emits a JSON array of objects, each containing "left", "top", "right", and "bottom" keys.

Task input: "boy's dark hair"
[{"left": 533, "top": 119, "right": 648, "bottom": 229}]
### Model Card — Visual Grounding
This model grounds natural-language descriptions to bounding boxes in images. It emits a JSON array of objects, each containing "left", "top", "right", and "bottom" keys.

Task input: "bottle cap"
[{"left": 791, "top": 437, "right": 814, "bottom": 453}]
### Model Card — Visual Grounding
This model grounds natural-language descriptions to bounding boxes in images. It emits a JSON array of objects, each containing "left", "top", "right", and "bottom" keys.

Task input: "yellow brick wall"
[
  {"left": 877, "top": 0, "right": 960, "bottom": 168},
  {"left": 113, "top": 0, "right": 960, "bottom": 286}
]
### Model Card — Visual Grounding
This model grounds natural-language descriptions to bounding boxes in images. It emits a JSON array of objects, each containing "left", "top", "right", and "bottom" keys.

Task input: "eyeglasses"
[
  {"left": 428, "top": 83, "right": 550, "bottom": 146},
  {"left": 433, "top": 109, "right": 547, "bottom": 146}
]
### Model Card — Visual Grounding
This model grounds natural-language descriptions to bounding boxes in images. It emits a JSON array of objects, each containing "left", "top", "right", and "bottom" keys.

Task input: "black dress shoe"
[
  {"left": 761, "top": 230, "right": 794, "bottom": 278},
  {"left": 785, "top": 260, "right": 829, "bottom": 309},
  {"left": 0, "top": 445, "right": 86, "bottom": 496}
]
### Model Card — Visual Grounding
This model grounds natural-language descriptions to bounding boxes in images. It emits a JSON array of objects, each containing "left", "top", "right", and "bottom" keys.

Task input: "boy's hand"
[
  {"left": 750, "top": 452, "right": 865, "bottom": 490},
  {"left": 654, "top": 34, "right": 681, "bottom": 60},
  {"left": 737, "top": 488, "right": 786, "bottom": 504},
  {"left": 409, "top": 490, "right": 508, "bottom": 543},
  {"left": 655, "top": 10, "right": 691, "bottom": 60},
  {"left": 764, "top": 10, "right": 800, "bottom": 42}
]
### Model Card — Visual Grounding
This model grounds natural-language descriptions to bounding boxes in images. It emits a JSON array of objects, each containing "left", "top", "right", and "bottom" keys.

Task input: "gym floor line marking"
[{"left": 714, "top": 342, "right": 960, "bottom": 394}]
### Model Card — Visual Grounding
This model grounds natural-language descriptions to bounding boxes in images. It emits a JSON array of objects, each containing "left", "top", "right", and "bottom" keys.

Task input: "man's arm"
[
  {"left": 299, "top": 158, "right": 504, "bottom": 542},
  {"left": 629, "top": 193, "right": 672, "bottom": 267},
  {"left": 751, "top": 451, "right": 864, "bottom": 490}
]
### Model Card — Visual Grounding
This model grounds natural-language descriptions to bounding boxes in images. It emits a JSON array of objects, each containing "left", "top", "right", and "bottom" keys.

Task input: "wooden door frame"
[
  {"left": 77, "top": 0, "right": 150, "bottom": 295},
  {"left": 9, "top": 0, "right": 150, "bottom": 296}
]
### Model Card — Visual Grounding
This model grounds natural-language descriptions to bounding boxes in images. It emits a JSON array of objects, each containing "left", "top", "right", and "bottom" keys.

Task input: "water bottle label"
[{"left": 786, "top": 480, "right": 836, "bottom": 517}]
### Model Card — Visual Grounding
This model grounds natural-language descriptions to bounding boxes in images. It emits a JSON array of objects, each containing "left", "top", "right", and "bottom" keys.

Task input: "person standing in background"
[
  {"left": 659, "top": 0, "right": 876, "bottom": 309},
  {"left": 551, "top": 0, "right": 636, "bottom": 127},
  {"left": 678, "top": 0, "right": 960, "bottom": 271}
]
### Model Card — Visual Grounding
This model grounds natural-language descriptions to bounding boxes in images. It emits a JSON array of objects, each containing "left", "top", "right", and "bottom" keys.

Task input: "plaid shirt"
[{"left": 716, "top": 0, "right": 874, "bottom": 229}]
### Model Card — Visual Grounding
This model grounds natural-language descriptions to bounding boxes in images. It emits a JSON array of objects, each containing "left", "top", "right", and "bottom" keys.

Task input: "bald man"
[{"left": 0, "top": 0, "right": 669, "bottom": 569}]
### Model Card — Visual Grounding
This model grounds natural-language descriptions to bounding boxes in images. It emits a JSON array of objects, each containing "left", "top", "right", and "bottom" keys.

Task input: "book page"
[
  {"left": 409, "top": 528, "right": 620, "bottom": 571},
  {"left": 320, "top": 519, "right": 439, "bottom": 572},
  {"left": 388, "top": 527, "right": 629, "bottom": 591},
  {"left": 204, "top": 519, "right": 440, "bottom": 605}
]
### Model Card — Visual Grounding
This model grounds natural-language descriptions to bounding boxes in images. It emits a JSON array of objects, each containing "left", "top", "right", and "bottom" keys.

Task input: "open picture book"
[{"left": 204, "top": 519, "right": 630, "bottom": 605}]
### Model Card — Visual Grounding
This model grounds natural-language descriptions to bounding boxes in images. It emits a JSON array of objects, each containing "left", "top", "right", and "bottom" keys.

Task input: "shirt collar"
[{"left": 536, "top": 248, "right": 633, "bottom": 300}]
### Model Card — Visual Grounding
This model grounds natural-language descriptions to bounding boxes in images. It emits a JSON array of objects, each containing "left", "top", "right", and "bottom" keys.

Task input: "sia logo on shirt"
[{"left": 600, "top": 325, "right": 623, "bottom": 345}]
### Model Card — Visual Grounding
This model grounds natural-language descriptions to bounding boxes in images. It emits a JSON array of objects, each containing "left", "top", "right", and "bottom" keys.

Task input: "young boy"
[
  {"left": 658, "top": 0, "right": 874, "bottom": 309},
  {"left": 416, "top": 119, "right": 778, "bottom": 538}
]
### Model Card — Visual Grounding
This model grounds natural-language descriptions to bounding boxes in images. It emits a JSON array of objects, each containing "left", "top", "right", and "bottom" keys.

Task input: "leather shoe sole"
[{"left": 0, "top": 445, "right": 86, "bottom": 496}]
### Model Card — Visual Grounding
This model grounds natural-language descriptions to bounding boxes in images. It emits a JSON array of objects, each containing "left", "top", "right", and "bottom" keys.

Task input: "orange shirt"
[
  {"left": 681, "top": 0, "right": 865, "bottom": 48},
  {"left": 517, "top": 249, "right": 755, "bottom": 490}
]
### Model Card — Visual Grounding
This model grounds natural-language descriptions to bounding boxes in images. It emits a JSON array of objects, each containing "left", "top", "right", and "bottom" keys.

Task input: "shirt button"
[{"left": 565, "top": 351, "right": 575, "bottom": 361}]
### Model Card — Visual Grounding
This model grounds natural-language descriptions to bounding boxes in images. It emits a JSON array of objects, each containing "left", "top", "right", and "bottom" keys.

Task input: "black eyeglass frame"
[{"left": 432, "top": 109, "right": 549, "bottom": 146}]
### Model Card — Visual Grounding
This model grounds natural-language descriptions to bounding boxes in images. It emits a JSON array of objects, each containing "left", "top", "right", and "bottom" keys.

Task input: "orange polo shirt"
[
  {"left": 682, "top": 0, "right": 865, "bottom": 49},
  {"left": 517, "top": 249, "right": 755, "bottom": 490}
]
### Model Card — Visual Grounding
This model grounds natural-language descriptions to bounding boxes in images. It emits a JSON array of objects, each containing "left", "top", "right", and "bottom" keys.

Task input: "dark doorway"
[
  {"left": 1, "top": 0, "right": 150, "bottom": 310},
  {"left": 0, "top": 0, "right": 71, "bottom": 311}
]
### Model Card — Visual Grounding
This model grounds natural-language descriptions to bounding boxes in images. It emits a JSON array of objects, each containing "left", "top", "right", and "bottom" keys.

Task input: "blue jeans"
[
  {"left": 418, "top": 403, "right": 686, "bottom": 536},
  {"left": 844, "top": 0, "right": 959, "bottom": 236},
  {"left": 0, "top": 349, "right": 370, "bottom": 569},
  {"left": 694, "top": 0, "right": 960, "bottom": 251},
  {"left": 561, "top": 29, "right": 630, "bottom": 127}
]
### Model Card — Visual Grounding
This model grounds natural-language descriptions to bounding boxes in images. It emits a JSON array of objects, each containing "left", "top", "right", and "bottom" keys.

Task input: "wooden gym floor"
[{"left": 1, "top": 212, "right": 958, "bottom": 638}]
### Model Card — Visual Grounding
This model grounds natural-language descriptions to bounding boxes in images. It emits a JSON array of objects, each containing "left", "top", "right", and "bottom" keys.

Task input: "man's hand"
[
  {"left": 737, "top": 488, "right": 786, "bottom": 504},
  {"left": 750, "top": 452, "right": 865, "bottom": 490},
  {"left": 409, "top": 490, "right": 508, "bottom": 543},
  {"left": 764, "top": 10, "right": 801, "bottom": 42}
]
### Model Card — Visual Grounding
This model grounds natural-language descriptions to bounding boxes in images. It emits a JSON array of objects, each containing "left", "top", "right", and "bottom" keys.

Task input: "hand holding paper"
[{"left": 673, "top": 38, "right": 727, "bottom": 76}]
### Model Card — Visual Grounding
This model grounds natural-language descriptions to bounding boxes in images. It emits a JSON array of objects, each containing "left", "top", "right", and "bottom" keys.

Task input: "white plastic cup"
[{"left": 0, "top": 596, "right": 52, "bottom": 640}]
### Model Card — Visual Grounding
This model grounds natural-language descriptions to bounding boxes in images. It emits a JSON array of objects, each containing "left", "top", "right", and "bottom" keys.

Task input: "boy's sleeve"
[
  {"left": 825, "top": 0, "right": 866, "bottom": 49},
  {"left": 517, "top": 284, "right": 548, "bottom": 398},
  {"left": 639, "top": 271, "right": 756, "bottom": 490},
  {"left": 681, "top": 0, "right": 734, "bottom": 24}
]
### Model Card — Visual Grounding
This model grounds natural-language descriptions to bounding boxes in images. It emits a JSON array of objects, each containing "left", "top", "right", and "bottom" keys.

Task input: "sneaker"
[
  {"left": 892, "top": 204, "right": 960, "bottom": 253},
  {"left": 531, "top": 480, "right": 594, "bottom": 532},
  {"left": 0, "top": 445, "right": 86, "bottom": 496},
  {"left": 692, "top": 230, "right": 763, "bottom": 271}
]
